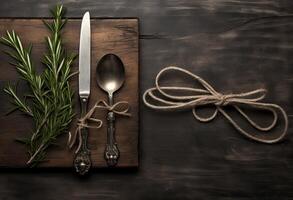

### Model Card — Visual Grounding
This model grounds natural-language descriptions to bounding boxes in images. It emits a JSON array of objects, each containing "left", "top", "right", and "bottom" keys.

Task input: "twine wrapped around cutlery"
[
  {"left": 68, "top": 100, "right": 131, "bottom": 153},
  {"left": 143, "top": 66, "right": 288, "bottom": 143}
]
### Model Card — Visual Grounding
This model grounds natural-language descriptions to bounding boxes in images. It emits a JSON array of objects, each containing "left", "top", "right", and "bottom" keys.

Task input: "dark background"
[{"left": 0, "top": 0, "right": 293, "bottom": 199}]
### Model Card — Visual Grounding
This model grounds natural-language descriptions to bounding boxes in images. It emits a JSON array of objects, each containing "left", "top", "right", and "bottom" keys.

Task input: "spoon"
[{"left": 96, "top": 54, "right": 125, "bottom": 166}]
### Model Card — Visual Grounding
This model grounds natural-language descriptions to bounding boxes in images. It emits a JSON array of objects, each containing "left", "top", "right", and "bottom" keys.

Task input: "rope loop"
[{"left": 143, "top": 66, "right": 288, "bottom": 144}]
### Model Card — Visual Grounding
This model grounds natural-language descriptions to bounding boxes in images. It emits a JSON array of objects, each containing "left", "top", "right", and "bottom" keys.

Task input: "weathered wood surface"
[
  {"left": 0, "top": 0, "right": 293, "bottom": 199},
  {"left": 0, "top": 19, "right": 139, "bottom": 168}
]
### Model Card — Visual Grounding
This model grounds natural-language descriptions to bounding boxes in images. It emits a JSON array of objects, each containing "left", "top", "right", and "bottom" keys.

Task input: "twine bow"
[
  {"left": 68, "top": 100, "right": 131, "bottom": 153},
  {"left": 143, "top": 66, "right": 289, "bottom": 144}
]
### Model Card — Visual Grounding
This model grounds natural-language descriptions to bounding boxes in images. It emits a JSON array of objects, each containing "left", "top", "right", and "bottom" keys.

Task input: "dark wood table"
[{"left": 0, "top": 1, "right": 292, "bottom": 199}]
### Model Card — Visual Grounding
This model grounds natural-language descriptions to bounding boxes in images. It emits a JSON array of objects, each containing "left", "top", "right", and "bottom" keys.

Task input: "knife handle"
[{"left": 74, "top": 97, "right": 91, "bottom": 175}]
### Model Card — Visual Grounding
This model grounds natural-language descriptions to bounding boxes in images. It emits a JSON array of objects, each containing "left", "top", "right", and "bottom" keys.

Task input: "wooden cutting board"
[{"left": 0, "top": 18, "right": 139, "bottom": 168}]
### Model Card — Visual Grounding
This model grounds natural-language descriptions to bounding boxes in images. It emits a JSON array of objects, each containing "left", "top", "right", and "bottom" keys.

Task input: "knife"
[{"left": 74, "top": 11, "right": 91, "bottom": 175}]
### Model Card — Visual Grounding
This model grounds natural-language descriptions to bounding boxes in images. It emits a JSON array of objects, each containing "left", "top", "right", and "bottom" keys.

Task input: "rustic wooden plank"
[
  {"left": 0, "top": 18, "right": 139, "bottom": 168},
  {"left": 0, "top": 0, "right": 292, "bottom": 200}
]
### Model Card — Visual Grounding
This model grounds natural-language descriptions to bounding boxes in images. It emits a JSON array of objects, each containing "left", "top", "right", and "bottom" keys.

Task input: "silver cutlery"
[
  {"left": 74, "top": 11, "right": 91, "bottom": 175},
  {"left": 96, "top": 54, "right": 125, "bottom": 166}
]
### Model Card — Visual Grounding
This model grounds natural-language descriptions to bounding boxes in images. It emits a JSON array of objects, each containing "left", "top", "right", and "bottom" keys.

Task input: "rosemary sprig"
[{"left": 1, "top": 5, "right": 76, "bottom": 166}]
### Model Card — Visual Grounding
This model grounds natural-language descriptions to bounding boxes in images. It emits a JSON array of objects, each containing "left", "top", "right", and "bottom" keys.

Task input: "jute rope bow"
[
  {"left": 143, "top": 66, "right": 289, "bottom": 143},
  {"left": 68, "top": 100, "right": 131, "bottom": 153}
]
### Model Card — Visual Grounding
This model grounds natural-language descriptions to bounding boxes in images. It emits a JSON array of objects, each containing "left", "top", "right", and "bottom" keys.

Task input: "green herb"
[{"left": 1, "top": 5, "right": 76, "bottom": 166}]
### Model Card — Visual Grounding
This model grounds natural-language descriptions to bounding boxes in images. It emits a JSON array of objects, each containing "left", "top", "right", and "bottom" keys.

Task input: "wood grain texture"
[
  {"left": 0, "top": 18, "right": 139, "bottom": 168},
  {"left": 0, "top": 0, "right": 292, "bottom": 200}
]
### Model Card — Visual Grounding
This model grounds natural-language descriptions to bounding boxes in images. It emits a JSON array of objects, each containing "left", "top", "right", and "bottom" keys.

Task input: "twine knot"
[
  {"left": 68, "top": 100, "right": 131, "bottom": 153},
  {"left": 215, "top": 94, "right": 230, "bottom": 106},
  {"left": 143, "top": 66, "right": 288, "bottom": 144},
  {"left": 97, "top": 100, "right": 132, "bottom": 117}
]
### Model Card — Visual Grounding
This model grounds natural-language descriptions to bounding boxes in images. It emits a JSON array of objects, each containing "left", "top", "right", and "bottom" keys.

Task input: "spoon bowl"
[{"left": 96, "top": 54, "right": 125, "bottom": 95}]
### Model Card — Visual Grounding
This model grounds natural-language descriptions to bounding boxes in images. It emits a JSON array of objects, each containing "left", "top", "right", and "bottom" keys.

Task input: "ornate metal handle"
[
  {"left": 104, "top": 111, "right": 120, "bottom": 166},
  {"left": 74, "top": 97, "right": 91, "bottom": 175}
]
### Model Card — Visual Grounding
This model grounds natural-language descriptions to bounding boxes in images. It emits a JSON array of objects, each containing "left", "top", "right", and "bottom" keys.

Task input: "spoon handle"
[
  {"left": 74, "top": 97, "right": 91, "bottom": 175},
  {"left": 105, "top": 95, "right": 120, "bottom": 166}
]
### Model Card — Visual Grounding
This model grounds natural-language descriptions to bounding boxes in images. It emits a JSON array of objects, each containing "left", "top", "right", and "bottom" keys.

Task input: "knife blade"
[
  {"left": 79, "top": 11, "right": 91, "bottom": 99},
  {"left": 74, "top": 11, "right": 91, "bottom": 175}
]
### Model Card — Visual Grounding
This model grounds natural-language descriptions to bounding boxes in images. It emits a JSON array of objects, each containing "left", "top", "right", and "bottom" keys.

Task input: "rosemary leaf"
[{"left": 1, "top": 4, "right": 76, "bottom": 166}]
